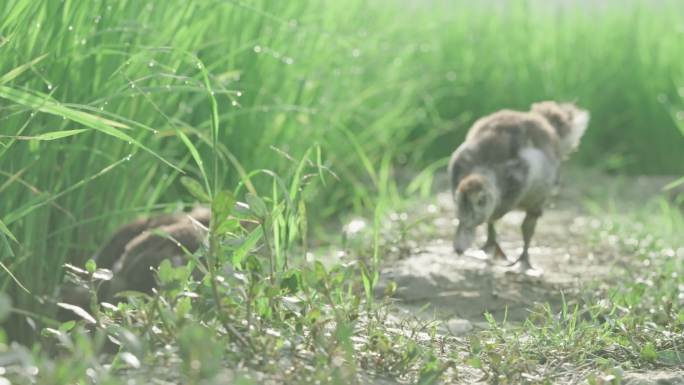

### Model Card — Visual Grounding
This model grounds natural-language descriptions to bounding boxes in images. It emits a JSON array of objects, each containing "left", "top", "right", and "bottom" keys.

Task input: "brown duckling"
[{"left": 448, "top": 101, "right": 589, "bottom": 271}]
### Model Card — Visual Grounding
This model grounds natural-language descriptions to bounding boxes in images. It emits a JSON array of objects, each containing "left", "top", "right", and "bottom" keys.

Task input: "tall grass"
[{"left": 1, "top": 0, "right": 683, "bottom": 333}]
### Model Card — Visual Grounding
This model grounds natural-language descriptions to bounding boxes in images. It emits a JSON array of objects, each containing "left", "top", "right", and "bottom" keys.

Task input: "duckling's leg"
[
  {"left": 517, "top": 209, "right": 541, "bottom": 270},
  {"left": 483, "top": 222, "right": 507, "bottom": 259}
]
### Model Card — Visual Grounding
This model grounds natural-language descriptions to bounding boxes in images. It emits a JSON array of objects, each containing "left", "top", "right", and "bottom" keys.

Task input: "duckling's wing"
[
  {"left": 493, "top": 157, "right": 530, "bottom": 217},
  {"left": 448, "top": 144, "right": 475, "bottom": 196}
]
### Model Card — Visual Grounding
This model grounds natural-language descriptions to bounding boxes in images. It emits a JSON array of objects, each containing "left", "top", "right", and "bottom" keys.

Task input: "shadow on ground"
[{"left": 379, "top": 190, "right": 616, "bottom": 334}]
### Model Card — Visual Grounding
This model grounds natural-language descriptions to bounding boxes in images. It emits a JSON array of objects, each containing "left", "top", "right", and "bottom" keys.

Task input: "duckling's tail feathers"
[{"left": 559, "top": 110, "right": 589, "bottom": 157}]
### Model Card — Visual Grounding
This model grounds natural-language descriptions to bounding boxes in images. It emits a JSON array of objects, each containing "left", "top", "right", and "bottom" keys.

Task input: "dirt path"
[
  {"left": 376, "top": 168, "right": 684, "bottom": 333},
  {"left": 370, "top": 170, "right": 684, "bottom": 383},
  {"left": 378, "top": 188, "right": 615, "bottom": 334}
]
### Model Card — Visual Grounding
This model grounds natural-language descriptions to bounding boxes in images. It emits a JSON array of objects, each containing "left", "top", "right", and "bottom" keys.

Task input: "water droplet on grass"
[
  {"left": 351, "top": 48, "right": 360, "bottom": 57},
  {"left": 148, "top": 61, "right": 155, "bottom": 67},
  {"left": 231, "top": 100, "right": 238, "bottom": 106},
  {"left": 253, "top": 45, "right": 262, "bottom": 53},
  {"left": 236, "top": 91, "right": 242, "bottom": 97},
  {"left": 46, "top": 83, "right": 53, "bottom": 90},
  {"left": 68, "top": 25, "right": 73, "bottom": 31}
]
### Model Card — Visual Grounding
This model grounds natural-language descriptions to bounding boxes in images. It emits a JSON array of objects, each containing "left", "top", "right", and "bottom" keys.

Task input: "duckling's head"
[{"left": 453, "top": 172, "right": 497, "bottom": 254}]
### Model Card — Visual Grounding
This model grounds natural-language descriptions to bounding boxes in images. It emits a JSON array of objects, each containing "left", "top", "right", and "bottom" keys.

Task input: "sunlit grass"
[{"left": 0, "top": 0, "right": 683, "bottom": 383}]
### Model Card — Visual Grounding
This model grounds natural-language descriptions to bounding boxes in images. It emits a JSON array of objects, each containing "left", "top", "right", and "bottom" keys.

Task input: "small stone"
[{"left": 444, "top": 318, "right": 472, "bottom": 335}]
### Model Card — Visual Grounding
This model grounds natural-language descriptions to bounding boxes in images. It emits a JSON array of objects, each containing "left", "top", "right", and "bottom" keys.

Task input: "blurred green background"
[{"left": 1, "top": 0, "right": 683, "bottom": 327}]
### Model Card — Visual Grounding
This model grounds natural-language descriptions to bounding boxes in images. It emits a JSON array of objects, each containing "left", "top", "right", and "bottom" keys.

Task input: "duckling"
[
  {"left": 93, "top": 206, "right": 210, "bottom": 271},
  {"left": 448, "top": 101, "right": 589, "bottom": 271},
  {"left": 83, "top": 203, "right": 253, "bottom": 299},
  {"left": 104, "top": 207, "right": 211, "bottom": 296},
  {"left": 57, "top": 207, "right": 210, "bottom": 319}
]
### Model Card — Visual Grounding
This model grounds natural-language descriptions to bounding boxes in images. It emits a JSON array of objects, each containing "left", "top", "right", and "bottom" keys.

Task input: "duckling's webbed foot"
[
  {"left": 510, "top": 251, "right": 532, "bottom": 270},
  {"left": 483, "top": 222, "right": 507, "bottom": 260}
]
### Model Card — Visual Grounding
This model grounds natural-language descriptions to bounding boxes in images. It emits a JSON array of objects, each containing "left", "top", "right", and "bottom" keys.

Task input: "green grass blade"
[
  {"left": 0, "top": 261, "right": 31, "bottom": 295},
  {"left": 196, "top": 57, "right": 221, "bottom": 194},
  {"left": 0, "top": 54, "right": 47, "bottom": 85},
  {"left": 337, "top": 124, "right": 378, "bottom": 187},
  {"left": 0, "top": 86, "right": 181, "bottom": 172},
  {"left": 664, "top": 176, "right": 684, "bottom": 191},
  {"left": 176, "top": 129, "right": 211, "bottom": 197},
  {"left": 0, "top": 129, "right": 90, "bottom": 141},
  {"left": 0, "top": 219, "right": 18, "bottom": 243},
  {"left": 4, "top": 156, "right": 130, "bottom": 226}
]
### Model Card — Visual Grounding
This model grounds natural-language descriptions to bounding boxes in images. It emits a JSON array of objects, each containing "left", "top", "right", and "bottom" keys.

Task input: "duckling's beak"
[{"left": 453, "top": 224, "right": 475, "bottom": 255}]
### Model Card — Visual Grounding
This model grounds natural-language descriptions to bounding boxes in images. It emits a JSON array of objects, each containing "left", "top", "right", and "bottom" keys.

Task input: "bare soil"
[
  {"left": 379, "top": 169, "right": 626, "bottom": 332},
  {"left": 371, "top": 169, "right": 684, "bottom": 383},
  {"left": 380, "top": 195, "right": 612, "bottom": 332}
]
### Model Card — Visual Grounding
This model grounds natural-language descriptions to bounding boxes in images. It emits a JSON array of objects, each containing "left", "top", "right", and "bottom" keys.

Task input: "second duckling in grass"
[{"left": 448, "top": 101, "right": 589, "bottom": 272}]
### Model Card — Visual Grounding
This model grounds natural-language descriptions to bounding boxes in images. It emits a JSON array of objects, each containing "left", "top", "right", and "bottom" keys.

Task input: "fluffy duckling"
[
  {"left": 448, "top": 101, "right": 589, "bottom": 271},
  {"left": 58, "top": 207, "right": 210, "bottom": 313}
]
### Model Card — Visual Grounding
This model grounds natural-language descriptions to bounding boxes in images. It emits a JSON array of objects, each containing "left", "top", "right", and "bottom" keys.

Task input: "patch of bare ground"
[
  {"left": 370, "top": 169, "right": 683, "bottom": 384},
  {"left": 379, "top": 172, "right": 624, "bottom": 331}
]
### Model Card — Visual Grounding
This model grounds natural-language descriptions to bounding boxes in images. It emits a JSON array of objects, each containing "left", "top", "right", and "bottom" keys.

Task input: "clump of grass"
[
  {"left": 0, "top": 152, "right": 448, "bottom": 385},
  {"left": 459, "top": 203, "right": 684, "bottom": 384},
  {"left": 2, "top": 1, "right": 684, "bottom": 322},
  {"left": 1, "top": 0, "right": 684, "bottom": 383}
]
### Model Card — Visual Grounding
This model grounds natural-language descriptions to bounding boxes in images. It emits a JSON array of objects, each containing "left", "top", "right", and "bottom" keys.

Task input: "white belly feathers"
[{"left": 517, "top": 147, "right": 558, "bottom": 209}]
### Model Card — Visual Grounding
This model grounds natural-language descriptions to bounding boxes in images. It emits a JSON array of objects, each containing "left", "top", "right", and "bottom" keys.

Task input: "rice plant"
[{"left": 1, "top": 0, "right": 683, "bottom": 383}]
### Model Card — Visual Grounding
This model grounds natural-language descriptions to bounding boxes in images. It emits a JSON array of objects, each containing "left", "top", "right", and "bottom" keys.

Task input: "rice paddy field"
[{"left": 1, "top": 0, "right": 684, "bottom": 384}]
